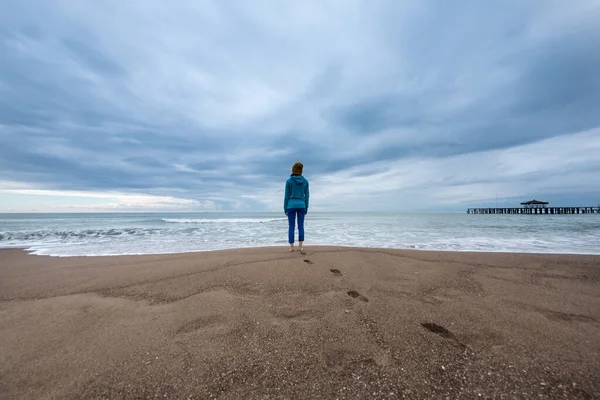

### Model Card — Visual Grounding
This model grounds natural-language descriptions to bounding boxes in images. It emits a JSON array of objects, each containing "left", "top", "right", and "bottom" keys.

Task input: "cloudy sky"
[{"left": 1, "top": 1, "right": 599, "bottom": 212}]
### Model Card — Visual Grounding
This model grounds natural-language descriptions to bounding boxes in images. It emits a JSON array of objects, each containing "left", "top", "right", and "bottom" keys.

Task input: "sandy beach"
[{"left": 1, "top": 247, "right": 599, "bottom": 399}]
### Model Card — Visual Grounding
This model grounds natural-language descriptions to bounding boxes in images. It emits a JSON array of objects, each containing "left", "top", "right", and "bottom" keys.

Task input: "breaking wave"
[{"left": 162, "top": 218, "right": 286, "bottom": 224}]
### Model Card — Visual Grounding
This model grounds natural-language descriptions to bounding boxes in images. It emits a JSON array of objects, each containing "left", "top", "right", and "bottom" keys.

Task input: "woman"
[{"left": 284, "top": 162, "right": 310, "bottom": 251}]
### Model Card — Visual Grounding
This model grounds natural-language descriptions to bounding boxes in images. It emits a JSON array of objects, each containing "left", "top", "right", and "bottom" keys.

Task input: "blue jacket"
[{"left": 284, "top": 175, "right": 309, "bottom": 212}]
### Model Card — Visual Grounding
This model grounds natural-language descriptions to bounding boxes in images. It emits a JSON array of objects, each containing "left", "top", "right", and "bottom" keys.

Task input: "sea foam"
[{"left": 1, "top": 212, "right": 598, "bottom": 257}]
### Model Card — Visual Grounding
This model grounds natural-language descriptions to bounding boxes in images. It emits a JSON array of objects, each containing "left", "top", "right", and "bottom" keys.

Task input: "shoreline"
[
  {"left": 1, "top": 247, "right": 599, "bottom": 398},
  {"left": 4, "top": 244, "right": 600, "bottom": 258}
]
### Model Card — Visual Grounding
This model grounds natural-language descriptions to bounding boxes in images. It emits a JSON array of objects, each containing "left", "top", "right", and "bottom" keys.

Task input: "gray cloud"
[{"left": 1, "top": 0, "right": 599, "bottom": 211}]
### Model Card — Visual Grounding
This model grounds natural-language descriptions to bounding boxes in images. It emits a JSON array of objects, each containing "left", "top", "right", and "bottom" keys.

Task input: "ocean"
[{"left": 0, "top": 212, "right": 599, "bottom": 257}]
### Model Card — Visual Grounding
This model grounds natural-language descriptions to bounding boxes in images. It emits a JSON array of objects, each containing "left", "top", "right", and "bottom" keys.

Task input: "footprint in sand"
[
  {"left": 176, "top": 315, "right": 223, "bottom": 335},
  {"left": 347, "top": 290, "right": 369, "bottom": 302},
  {"left": 330, "top": 269, "right": 342, "bottom": 276},
  {"left": 421, "top": 322, "right": 466, "bottom": 349},
  {"left": 421, "top": 322, "right": 453, "bottom": 338},
  {"left": 304, "top": 259, "right": 314, "bottom": 264}
]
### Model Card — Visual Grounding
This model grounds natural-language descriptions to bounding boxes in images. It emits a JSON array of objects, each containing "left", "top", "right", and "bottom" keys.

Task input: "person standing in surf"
[{"left": 284, "top": 162, "right": 310, "bottom": 252}]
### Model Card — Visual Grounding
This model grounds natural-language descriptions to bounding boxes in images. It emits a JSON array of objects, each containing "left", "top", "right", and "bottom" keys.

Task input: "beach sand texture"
[{"left": 1, "top": 247, "right": 599, "bottom": 399}]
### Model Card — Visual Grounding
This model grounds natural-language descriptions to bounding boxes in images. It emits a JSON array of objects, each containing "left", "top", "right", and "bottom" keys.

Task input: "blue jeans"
[{"left": 287, "top": 208, "right": 305, "bottom": 244}]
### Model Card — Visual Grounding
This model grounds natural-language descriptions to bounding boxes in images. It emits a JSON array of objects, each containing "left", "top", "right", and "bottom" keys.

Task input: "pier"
[{"left": 467, "top": 199, "right": 600, "bottom": 215}]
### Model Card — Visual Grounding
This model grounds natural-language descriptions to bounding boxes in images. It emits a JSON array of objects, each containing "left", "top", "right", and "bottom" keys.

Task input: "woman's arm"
[
  {"left": 304, "top": 181, "right": 310, "bottom": 212},
  {"left": 283, "top": 180, "right": 291, "bottom": 212}
]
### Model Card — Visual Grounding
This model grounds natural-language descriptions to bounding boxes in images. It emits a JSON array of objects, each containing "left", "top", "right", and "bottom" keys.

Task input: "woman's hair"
[{"left": 292, "top": 162, "right": 303, "bottom": 175}]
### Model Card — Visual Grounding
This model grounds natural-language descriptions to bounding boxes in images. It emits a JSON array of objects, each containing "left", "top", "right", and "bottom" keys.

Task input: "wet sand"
[{"left": 1, "top": 247, "right": 599, "bottom": 399}]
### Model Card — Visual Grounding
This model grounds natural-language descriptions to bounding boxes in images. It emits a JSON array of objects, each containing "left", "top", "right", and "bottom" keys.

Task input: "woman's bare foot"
[
  {"left": 289, "top": 244, "right": 294, "bottom": 252},
  {"left": 299, "top": 241, "right": 303, "bottom": 251}
]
